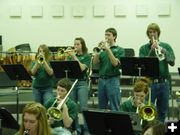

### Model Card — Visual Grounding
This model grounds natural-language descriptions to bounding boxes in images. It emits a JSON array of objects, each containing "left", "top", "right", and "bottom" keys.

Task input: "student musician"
[{"left": 45, "top": 78, "right": 78, "bottom": 135}]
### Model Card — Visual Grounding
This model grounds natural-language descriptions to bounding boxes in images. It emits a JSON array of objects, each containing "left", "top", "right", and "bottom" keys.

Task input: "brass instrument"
[
  {"left": 37, "top": 54, "right": 44, "bottom": 64},
  {"left": 23, "top": 129, "right": 29, "bottom": 135},
  {"left": 93, "top": 40, "right": 108, "bottom": 53},
  {"left": 57, "top": 48, "right": 66, "bottom": 60},
  {"left": 152, "top": 36, "right": 165, "bottom": 61},
  {"left": 176, "top": 91, "right": 180, "bottom": 98},
  {"left": 47, "top": 79, "right": 78, "bottom": 121},
  {"left": 138, "top": 89, "right": 157, "bottom": 121}
]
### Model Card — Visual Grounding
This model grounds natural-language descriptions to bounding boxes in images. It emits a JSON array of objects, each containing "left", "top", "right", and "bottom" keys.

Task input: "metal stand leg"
[
  {"left": 15, "top": 86, "right": 19, "bottom": 123},
  {"left": 0, "top": 118, "right": 2, "bottom": 135}
]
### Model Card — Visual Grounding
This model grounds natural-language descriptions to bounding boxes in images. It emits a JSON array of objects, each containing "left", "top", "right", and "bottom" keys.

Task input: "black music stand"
[
  {"left": 1, "top": 64, "right": 32, "bottom": 122},
  {"left": 120, "top": 57, "right": 159, "bottom": 78},
  {"left": 83, "top": 109, "right": 135, "bottom": 135},
  {"left": 50, "top": 61, "right": 83, "bottom": 79},
  {"left": 0, "top": 107, "right": 20, "bottom": 135}
]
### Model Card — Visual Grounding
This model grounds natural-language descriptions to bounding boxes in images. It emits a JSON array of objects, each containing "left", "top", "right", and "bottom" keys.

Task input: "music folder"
[
  {"left": 50, "top": 60, "right": 83, "bottom": 79},
  {"left": 83, "top": 109, "right": 137, "bottom": 135},
  {"left": 120, "top": 57, "right": 159, "bottom": 78},
  {"left": 0, "top": 107, "right": 19, "bottom": 130}
]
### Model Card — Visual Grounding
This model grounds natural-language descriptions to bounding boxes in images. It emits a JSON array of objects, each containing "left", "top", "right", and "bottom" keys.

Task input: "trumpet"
[
  {"left": 57, "top": 48, "right": 66, "bottom": 60},
  {"left": 152, "top": 36, "right": 165, "bottom": 61},
  {"left": 93, "top": 40, "right": 108, "bottom": 53},
  {"left": 37, "top": 54, "right": 44, "bottom": 64},
  {"left": 47, "top": 79, "right": 78, "bottom": 121}
]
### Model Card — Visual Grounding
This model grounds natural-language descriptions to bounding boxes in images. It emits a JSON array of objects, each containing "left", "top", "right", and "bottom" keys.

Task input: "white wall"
[{"left": 0, "top": 0, "right": 180, "bottom": 72}]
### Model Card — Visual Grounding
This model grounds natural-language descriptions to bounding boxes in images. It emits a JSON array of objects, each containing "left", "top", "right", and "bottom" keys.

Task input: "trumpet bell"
[
  {"left": 38, "top": 56, "right": 44, "bottom": 64},
  {"left": 47, "top": 107, "right": 62, "bottom": 121},
  {"left": 57, "top": 48, "right": 66, "bottom": 60}
]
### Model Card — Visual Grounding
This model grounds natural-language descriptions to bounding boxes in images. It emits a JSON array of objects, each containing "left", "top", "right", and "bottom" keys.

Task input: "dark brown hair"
[
  {"left": 57, "top": 78, "right": 72, "bottom": 92},
  {"left": 74, "top": 37, "right": 88, "bottom": 54},
  {"left": 105, "top": 27, "right": 117, "bottom": 41}
]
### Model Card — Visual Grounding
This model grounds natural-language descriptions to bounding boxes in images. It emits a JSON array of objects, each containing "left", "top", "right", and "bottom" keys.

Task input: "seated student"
[
  {"left": 15, "top": 102, "right": 53, "bottom": 135},
  {"left": 141, "top": 120, "right": 165, "bottom": 135},
  {"left": 45, "top": 78, "right": 78, "bottom": 135},
  {"left": 120, "top": 77, "right": 150, "bottom": 112},
  {"left": 120, "top": 77, "right": 152, "bottom": 135}
]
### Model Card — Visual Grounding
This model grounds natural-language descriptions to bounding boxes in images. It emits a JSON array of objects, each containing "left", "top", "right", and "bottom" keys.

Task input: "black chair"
[{"left": 124, "top": 48, "right": 135, "bottom": 57}]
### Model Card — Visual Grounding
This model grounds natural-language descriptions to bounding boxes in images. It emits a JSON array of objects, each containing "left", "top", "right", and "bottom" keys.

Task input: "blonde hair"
[
  {"left": 19, "top": 102, "right": 51, "bottom": 135},
  {"left": 37, "top": 44, "right": 51, "bottom": 61},
  {"left": 146, "top": 23, "right": 161, "bottom": 37}
]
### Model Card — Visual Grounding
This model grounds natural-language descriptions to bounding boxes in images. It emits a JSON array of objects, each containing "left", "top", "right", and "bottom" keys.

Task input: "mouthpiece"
[{"left": 23, "top": 129, "right": 29, "bottom": 135}]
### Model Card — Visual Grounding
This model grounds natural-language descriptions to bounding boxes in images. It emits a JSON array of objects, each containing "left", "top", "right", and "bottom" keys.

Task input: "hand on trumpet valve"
[
  {"left": 99, "top": 40, "right": 110, "bottom": 50},
  {"left": 151, "top": 36, "right": 158, "bottom": 50},
  {"left": 65, "top": 47, "right": 76, "bottom": 57}
]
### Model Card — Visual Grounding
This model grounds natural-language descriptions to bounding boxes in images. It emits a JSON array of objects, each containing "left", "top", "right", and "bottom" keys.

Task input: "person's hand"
[
  {"left": 48, "top": 117, "right": 55, "bottom": 125},
  {"left": 151, "top": 36, "right": 158, "bottom": 50}
]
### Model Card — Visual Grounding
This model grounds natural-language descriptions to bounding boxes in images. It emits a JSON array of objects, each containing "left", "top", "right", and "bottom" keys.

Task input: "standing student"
[
  {"left": 65, "top": 37, "right": 91, "bottom": 112},
  {"left": 139, "top": 23, "right": 175, "bottom": 123},
  {"left": 65, "top": 37, "right": 91, "bottom": 134},
  {"left": 15, "top": 102, "right": 52, "bottom": 135},
  {"left": 30, "top": 44, "right": 54, "bottom": 105},
  {"left": 93, "top": 27, "right": 125, "bottom": 111}
]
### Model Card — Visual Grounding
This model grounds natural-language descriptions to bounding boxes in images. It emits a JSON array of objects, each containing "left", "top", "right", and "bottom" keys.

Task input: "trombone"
[
  {"left": 138, "top": 89, "right": 157, "bottom": 121},
  {"left": 47, "top": 79, "right": 78, "bottom": 121}
]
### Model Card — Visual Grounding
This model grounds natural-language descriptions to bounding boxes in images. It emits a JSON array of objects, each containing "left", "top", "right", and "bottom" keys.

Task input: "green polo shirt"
[
  {"left": 119, "top": 97, "right": 137, "bottom": 112},
  {"left": 99, "top": 45, "right": 125, "bottom": 76},
  {"left": 31, "top": 61, "right": 54, "bottom": 88},
  {"left": 139, "top": 42, "right": 175, "bottom": 78},
  {"left": 45, "top": 97, "right": 78, "bottom": 128}
]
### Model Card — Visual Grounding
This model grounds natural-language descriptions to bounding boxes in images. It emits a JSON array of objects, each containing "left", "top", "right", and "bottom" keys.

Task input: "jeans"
[
  {"left": 32, "top": 87, "right": 54, "bottom": 105},
  {"left": 70, "top": 80, "right": 89, "bottom": 135},
  {"left": 70, "top": 80, "right": 89, "bottom": 112},
  {"left": 98, "top": 76, "right": 121, "bottom": 111},
  {"left": 151, "top": 81, "right": 170, "bottom": 123}
]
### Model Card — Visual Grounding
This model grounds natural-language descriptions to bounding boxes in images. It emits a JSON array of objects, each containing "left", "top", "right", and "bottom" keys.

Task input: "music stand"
[
  {"left": 178, "top": 67, "right": 180, "bottom": 75},
  {"left": 50, "top": 61, "right": 83, "bottom": 79},
  {"left": 1, "top": 64, "right": 32, "bottom": 122},
  {"left": 83, "top": 109, "right": 135, "bottom": 135},
  {"left": 120, "top": 57, "right": 159, "bottom": 78},
  {"left": 0, "top": 107, "right": 19, "bottom": 135}
]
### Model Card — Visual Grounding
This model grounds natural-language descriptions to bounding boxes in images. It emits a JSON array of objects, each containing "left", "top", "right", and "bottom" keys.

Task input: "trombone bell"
[{"left": 47, "top": 107, "right": 63, "bottom": 121}]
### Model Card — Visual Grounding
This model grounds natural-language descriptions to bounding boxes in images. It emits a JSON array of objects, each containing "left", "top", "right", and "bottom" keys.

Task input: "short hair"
[
  {"left": 146, "top": 23, "right": 161, "bottom": 37},
  {"left": 133, "top": 77, "right": 150, "bottom": 94},
  {"left": 57, "top": 78, "right": 73, "bottom": 92},
  {"left": 105, "top": 28, "right": 117, "bottom": 41}
]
